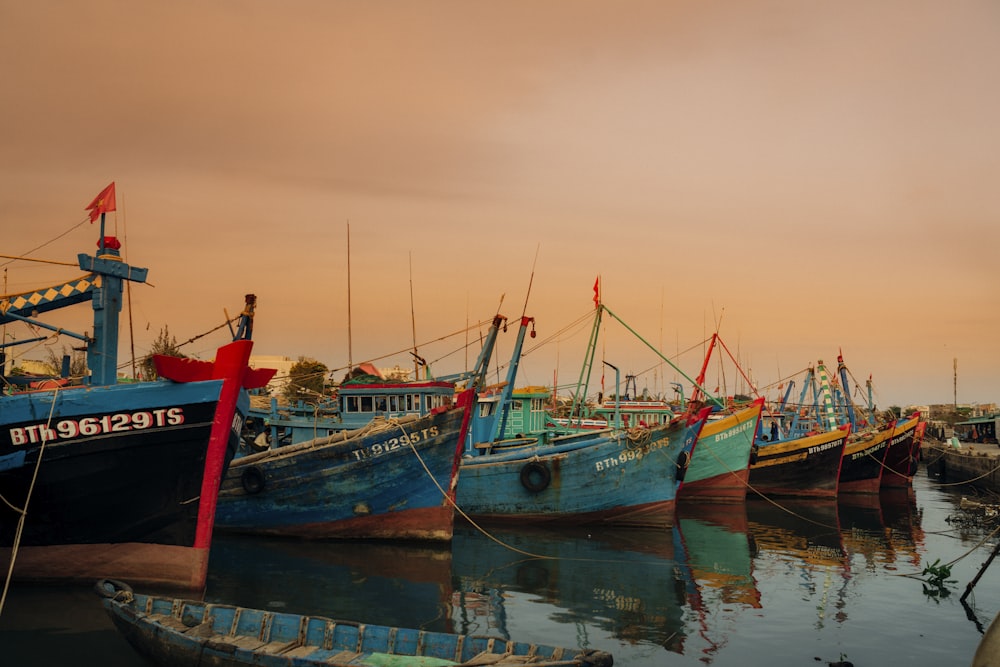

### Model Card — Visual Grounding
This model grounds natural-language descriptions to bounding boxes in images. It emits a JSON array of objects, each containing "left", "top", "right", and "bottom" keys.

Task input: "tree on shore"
[
  {"left": 140, "top": 326, "right": 186, "bottom": 381},
  {"left": 284, "top": 356, "right": 328, "bottom": 401}
]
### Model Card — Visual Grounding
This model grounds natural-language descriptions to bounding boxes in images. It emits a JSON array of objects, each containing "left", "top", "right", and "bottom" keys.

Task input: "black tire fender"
[
  {"left": 241, "top": 466, "right": 266, "bottom": 494},
  {"left": 519, "top": 460, "right": 551, "bottom": 493},
  {"left": 94, "top": 578, "right": 133, "bottom": 599},
  {"left": 676, "top": 450, "right": 691, "bottom": 483}
]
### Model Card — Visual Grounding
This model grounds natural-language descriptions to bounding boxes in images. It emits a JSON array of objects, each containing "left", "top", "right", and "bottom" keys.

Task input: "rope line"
[{"left": 0, "top": 385, "right": 62, "bottom": 617}]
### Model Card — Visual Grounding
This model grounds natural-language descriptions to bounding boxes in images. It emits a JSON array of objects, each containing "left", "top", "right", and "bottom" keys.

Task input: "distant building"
[{"left": 249, "top": 355, "right": 297, "bottom": 394}]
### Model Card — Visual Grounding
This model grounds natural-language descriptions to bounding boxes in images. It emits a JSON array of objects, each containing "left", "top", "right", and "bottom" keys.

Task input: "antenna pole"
[
  {"left": 347, "top": 221, "right": 353, "bottom": 372},
  {"left": 409, "top": 252, "right": 418, "bottom": 378},
  {"left": 521, "top": 244, "right": 540, "bottom": 318}
]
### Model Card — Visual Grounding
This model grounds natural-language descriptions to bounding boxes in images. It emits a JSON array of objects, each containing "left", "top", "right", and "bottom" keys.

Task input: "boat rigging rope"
[
  {"left": 0, "top": 217, "right": 89, "bottom": 270},
  {"left": 0, "top": 385, "right": 62, "bottom": 618}
]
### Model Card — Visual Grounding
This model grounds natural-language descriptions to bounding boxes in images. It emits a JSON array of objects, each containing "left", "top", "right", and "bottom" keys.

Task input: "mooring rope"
[
  {"left": 921, "top": 441, "right": 1000, "bottom": 488},
  {"left": 402, "top": 413, "right": 688, "bottom": 568},
  {"left": 0, "top": 385, "right": 62, "bottom": 617},
  {"left": 397, "top": 416, "right": 556, "bottom": 560}
]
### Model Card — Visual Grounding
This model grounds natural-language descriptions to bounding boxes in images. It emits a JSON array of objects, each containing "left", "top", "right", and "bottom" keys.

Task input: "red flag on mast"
[
  {"left": 592, "top": 276, "right": 600, "bottom": 309},
  {"left": 86, "top": 182, "right": 116, "bottom": 222}
]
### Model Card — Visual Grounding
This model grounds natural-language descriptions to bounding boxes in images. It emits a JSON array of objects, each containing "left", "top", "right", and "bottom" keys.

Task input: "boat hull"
[
  {"left": 0, "top": 378, "right": 236, "bottom": 589},
  {"left": 456, "top": 417, "right": 701, "bottom": 528},
  {"left": 215, "top": 390, "right": 474, "bottom": 541},
  {"left": 679, "top": 399, "right": 763, "bottom": 502},
  {"left": 748, "top": 429, "right": 848, "bottom": 499},
  {"left": 838, "top": 423, "right": 893, "bottom": 494},
  {"left": 880, "top": 416, "right": 921, "bottom": 488}
]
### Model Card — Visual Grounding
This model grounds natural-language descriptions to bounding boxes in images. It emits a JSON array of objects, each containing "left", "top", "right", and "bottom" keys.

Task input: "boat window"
[
  {"left": 406, "top": 394, "right": 415, "bottom": 411},
  {"left": 360, "top": 396, "right": 373, "bottom": 412},
  {"left": 512, "top": 400, "right": 522, "bottom": 412},
  {"left": 344, "top": 396, "right": 359, "bottom": 412},
  {"left": 389, "top": 396, "right": 399, "bottom": 412},
  {"left": 375, "top": 397, "right": 387, "bottom": 412}
]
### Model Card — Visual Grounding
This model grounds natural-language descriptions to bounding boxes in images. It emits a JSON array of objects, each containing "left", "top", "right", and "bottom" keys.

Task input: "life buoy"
[
  {"left": 519, "top": 460, "right": 551, "bottom": 493},
  {"left": 676, "top": 450, "right": 691, "bottom": 482},
  {"left": 241, "top": 466, "right": 266, "bottom": 494}
]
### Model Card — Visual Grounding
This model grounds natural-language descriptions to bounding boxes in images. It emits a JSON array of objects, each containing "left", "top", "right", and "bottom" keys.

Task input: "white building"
[{"left": 249, "top": 355, "right": 298, "bottom": 394}]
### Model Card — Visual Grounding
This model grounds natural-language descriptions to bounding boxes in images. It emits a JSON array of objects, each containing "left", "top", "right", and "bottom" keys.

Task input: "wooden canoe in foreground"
[{"left": 96, "top": 580, "right": 614, "bottom": 667}]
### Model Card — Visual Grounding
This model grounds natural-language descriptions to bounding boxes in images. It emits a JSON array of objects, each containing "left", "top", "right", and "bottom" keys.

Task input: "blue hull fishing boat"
[
  {"left": 216, "top": 390, "right": 475, "bottom": 541},
  {"left": 0, "top": 185, "right": 273, "bottom": 590},
  {"left": 456, "top": 306, "right": 709, "bottom": 529},
  {"left": 215, "top": 315, "right": 508, "bottom": 541},
  {"left": 97, "top": 580, "right": 614, "bottom": 667}
]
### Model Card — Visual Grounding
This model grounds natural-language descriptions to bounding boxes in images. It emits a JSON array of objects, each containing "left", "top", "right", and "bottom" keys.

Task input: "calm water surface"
[{"left": 2, "top": 469, "right": 997, "bottom": 666}]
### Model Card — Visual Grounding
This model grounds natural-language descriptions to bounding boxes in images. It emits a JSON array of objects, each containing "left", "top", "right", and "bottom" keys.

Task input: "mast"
[
  {"left": 836, "top": 350, "right": 858, "bottom": 431},
  {"left": 408, "top": 251, "right": 419, "bottom": 378},
  {"left": 77, "top": 235, "right": 148, "bottom": 385},
  {"left": 789, "top": 366, "right": 814, "bottom": 435},
  {"left": 816, "top": 359, "right": 839, "bottom": 431},
  {"left": 691, "top": 333, "right": 718, "bottom": 405},
  {"left": 494, "top": 248, "right": 539, "bottom": 439}
]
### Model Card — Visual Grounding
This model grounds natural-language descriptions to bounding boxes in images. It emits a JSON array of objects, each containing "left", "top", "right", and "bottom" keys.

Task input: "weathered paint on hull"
[
  {"left": 839, "top": 424, "right": 893, "bottom": 494},
  {"left": 216, "top": 390, "right": 474, "bottom": 541},
  {"left": 748, "top": 429, "right": 848, "bottom": 499},
  {"left": 252, "top": 505, "right": 455, "bottom": 541},
  {"left": 880, "top": 417, "right": 920, "bottom": 488},
  {"left": 678, "top": 399, "right": 763, "bottom": 502},
  {"left": 456, "top": 416, "right": 703, "bottom": 528}
]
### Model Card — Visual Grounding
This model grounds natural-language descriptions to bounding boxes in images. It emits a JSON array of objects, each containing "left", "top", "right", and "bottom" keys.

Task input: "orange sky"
[{"left": 2, "top": 0, "right": 998, "bottom": 409}]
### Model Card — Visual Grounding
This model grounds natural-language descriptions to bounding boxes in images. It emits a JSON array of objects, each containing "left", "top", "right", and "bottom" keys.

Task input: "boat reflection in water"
[
  {"left": 2, "top": 485, "right": 939, "bottom": 667},
  {"left": 838, "top": 489, "right": 924, "bottom": 572},
  {"left": 205, "top": 534, "right": 453, "bottom": 631},
  {"left": 451, "top": 503, "right": 763, "bottom": 660},
  {"left": 745, "top": 496, "right": 849, "bottom": 628},
  {"left": 451, "top": 519, "right": 691, "bottom": 653},
  {"left": 745, "top": 489, "right": 926, "bottom": 632},
  {"left": 674, "top": 503, "right": 761, "bottom": 663}
]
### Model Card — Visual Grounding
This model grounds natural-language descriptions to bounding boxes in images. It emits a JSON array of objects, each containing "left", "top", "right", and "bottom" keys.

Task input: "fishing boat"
[
  {"left": 97, "top": 579, "right": 613, "bottom": 667},
  {"left": 677, "top": 397, "right": 764, "bottom": 502},
  {"left": 456, "top": 309, "right": 710, "bottom": 528},
  {"left": 747, "top": 424, "right": 849, "bottom": 499},
  {"left": 880, "top": 412, "right": 922, "bottom": 488},
  {"left": 828, "top": 351, "right": 897, "bottom": 493},
  {"left": 0, "top": 186, "right": 273, "bottom": 590},
  {"left": 838, "top": 421, "right": 894, "bottom": 493},
  {"left": 214, "top": 315, "right": 508, "bottom": 541}
]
